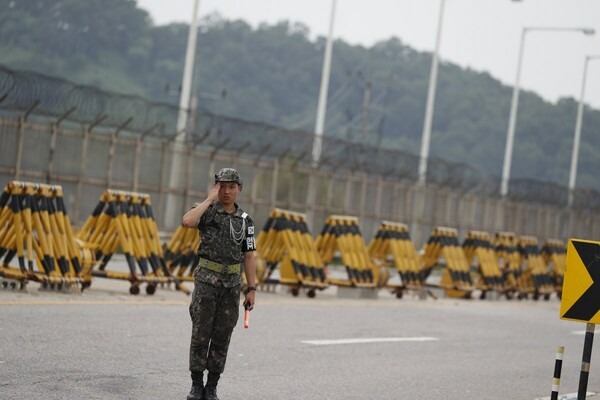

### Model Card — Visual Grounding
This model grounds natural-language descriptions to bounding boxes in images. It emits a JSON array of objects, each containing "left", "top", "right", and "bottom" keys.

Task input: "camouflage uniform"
[{"left": 189, "top": 200, "right": 256, "bottom": 375}]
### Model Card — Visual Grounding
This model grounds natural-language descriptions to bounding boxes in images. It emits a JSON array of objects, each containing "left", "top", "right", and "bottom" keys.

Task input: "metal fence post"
[
  {"left": 14, "top": 116, "right": 25, "bottom": 180},
  {"left": 74, "top": 124, "right": 89, "bottom": 224},
  {"left": 271, "top": 158, "right": 279, "bottom": 209},
  {"left": 158, "top": 141, "right": 169, "bottom": 228}
]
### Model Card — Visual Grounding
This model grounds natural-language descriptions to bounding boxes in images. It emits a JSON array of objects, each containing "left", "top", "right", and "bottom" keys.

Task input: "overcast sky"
[{"left": 137, "top": 0, "right": 600, "bottom": 111}]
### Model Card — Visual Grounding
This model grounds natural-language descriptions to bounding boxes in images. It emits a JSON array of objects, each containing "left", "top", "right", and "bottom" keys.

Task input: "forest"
[{"left": 1, "top": 0, "right": 599, "bottom": 189}]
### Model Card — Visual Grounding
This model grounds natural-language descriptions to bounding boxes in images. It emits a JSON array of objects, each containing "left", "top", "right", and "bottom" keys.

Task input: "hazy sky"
[{"left": 137, "top": 0, "right": 600, "bottom": 110}]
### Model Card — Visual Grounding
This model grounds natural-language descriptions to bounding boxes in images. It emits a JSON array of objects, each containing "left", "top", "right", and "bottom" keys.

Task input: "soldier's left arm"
[{"left": 243, "top": 251, "right": 257, "bottom": 309}]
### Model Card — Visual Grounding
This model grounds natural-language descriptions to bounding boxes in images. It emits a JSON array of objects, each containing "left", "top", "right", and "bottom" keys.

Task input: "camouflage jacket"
[{"left": 194, "top": 201, "right": 255, "bottom": 287}]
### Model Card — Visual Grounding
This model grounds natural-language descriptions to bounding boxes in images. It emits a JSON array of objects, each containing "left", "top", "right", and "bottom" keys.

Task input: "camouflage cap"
[{"left": 215, "top": 168, "right": 243, "bottom": 187}]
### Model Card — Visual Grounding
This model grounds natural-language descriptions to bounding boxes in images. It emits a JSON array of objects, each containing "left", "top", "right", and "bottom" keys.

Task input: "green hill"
[{"left": 1, "top": 0, "right": 599, "bottom": 189}]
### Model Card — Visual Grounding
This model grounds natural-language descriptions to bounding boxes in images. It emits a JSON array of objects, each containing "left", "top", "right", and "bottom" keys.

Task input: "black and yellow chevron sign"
[{"left": 560, "top": 239, "right": 600, "bottom": 323}]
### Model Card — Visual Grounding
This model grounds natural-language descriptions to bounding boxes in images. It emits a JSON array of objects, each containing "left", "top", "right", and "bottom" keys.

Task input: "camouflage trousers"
[{"left": 189, "top": 281, "right": 241, "bottom": 374}]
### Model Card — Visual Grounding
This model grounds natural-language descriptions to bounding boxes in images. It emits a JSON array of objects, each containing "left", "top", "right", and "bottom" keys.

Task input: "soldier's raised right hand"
[{"left": 207, "top": 183, "right": 220, "bottom": 202}]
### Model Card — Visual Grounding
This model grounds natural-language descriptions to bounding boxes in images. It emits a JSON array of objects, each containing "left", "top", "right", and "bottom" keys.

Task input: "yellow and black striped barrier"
[
  {"left": 492, "top": 231, "right": 525, "bottom": 298},
  {"left": 315, "top": 215, "right": 377, "bottom": 288},
  {"left": 541, "top": 239, "right": 566, "bottom": 296},
  {"left": 368, "top": 221, "right": 425, "bottom": 298},
  {"left": 163, "top": 225, "right": 200, "bottom": 282},
  {"left": 0, "top": 181, "right": 94, "bottom": 291},
  {"left": 256, "top": 208, "right": 328, "bottom": 297},
  {"left": 462, "top": 230, "right": 505, "bottom": 298},
  {"left": 518, "top": 235, "right": 554, "bottom": 300},
  {"left": 77, "top": 190, "right": 186, "bottom": 295},
  {"left": 421, "top": 227, "right": 474, "bottom": 298}
]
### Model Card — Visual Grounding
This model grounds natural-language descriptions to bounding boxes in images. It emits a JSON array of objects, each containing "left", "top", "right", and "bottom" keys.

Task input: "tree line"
[{"left": 1, "top": 0, "right": 598, "bottom": 189}]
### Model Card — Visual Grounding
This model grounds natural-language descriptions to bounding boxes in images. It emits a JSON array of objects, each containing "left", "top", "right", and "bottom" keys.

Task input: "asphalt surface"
[{"left": 1, "top": 278, "right": 600, "bottom": 400}]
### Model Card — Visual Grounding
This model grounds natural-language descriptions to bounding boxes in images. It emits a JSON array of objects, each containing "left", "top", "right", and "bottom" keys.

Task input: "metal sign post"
[
  {"left": 560, "top": 239, "right": 600, "bottom": 400},
  {"left": 578, "top": 323, "right": 595, "bottom": 400}
]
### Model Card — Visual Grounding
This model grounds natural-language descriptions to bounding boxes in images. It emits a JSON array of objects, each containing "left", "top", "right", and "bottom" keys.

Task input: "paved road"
[{"left": 1, "top": 279, "right": 599, "bottom": 400}]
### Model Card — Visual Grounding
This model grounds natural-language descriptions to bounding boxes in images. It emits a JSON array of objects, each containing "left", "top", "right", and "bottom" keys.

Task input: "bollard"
[{"left": 551, "top": 346, "right": 564, "bottom": 400}]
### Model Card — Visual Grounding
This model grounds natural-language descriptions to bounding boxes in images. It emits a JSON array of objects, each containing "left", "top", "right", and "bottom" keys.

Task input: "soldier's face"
[{"left": 218, "top": 182, "right": 240, "bottom": 205}]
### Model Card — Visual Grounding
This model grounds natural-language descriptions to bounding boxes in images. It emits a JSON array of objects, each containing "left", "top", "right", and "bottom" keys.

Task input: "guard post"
[{"left": 559, "top": 239, "right": 600, "bottom": 400}]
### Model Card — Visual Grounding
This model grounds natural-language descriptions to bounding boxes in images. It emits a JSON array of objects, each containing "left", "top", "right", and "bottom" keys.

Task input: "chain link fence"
[{"left": 1, "top": 65, "right": 599, "bottom": 246}]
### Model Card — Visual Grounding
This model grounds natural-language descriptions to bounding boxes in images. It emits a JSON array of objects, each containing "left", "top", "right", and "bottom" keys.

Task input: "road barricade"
[
  {"left": 0, "top": 181, "right": 94, "bottom": 291},
  {"left": 462, "top": 230, "right": 505, "bottom": 298},
  {"left": 492, "top": 231, "right": 525, "bottom": 298},
  {"left": 421, "top": 227, "right": 474, "bottom": 298},
  {"left": 256, "top": 208, "right": 328, "bottom": 297},
  {"left": 541, "top": 239, "right": 566, "bottom": 296},
  {"left": 77, "top": 190, "right": 185, "bottom": 295},
  {"left": 163, "top": 226, "right": 200, "bottom": 282},
  {"left": 518, "top": 235, "right": 554, "bottom": 300},
  {"left": 368, "top": 221, "right": 425, "bottom": 297},
  {"left": 315, "top": 215, "right": 377, "bottom": 288}
]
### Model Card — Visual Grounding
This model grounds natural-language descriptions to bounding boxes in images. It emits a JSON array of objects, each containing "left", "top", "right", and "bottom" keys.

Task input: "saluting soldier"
[{"left": 182, "top": 168, "right": 257, "bottom": 400}]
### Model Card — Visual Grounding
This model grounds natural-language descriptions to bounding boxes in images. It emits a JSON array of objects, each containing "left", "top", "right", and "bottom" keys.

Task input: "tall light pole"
[
  {"left": 568, "top": 55, "right": 600, "bottom": 207},
  {"left": 306, "top": 0, "right": 337, "bottom": 229},
  {"left": 417, "top": 0, "right": 446, "bottom": 186},
  {"left": 417, "top": 0, "right": 525, "bottom": 186},
  {"left": 311, "top": 0, "right": 337, "bottom": 167},
  {"left": 164, "top": 0, "right": 201, "bottom": 228},
  {"left": 500, "top": 26, "right": 595, "bottom": 198}
]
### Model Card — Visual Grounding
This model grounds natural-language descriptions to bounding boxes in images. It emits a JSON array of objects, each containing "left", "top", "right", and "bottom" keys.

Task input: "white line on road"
[{"left": 302, "top": 337, "right": 439, "bottom": 346}]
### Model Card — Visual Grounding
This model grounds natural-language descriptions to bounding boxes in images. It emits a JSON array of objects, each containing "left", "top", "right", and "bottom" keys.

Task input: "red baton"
[{"left": 244, "top": 303, "right": 251, "bottom": 329}]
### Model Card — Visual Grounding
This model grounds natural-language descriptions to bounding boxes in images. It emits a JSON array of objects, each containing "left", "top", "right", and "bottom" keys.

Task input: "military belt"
[{"left": 198, "top": 258, "right": 241, "bottom": 275}]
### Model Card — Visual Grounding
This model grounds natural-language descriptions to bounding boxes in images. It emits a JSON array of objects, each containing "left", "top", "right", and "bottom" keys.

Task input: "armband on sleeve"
[{"left": 244, "top": 224, "right": 256, "bottom": 251}]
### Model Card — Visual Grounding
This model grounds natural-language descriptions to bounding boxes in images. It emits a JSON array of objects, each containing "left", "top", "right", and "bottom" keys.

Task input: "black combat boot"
[
  {"left": 187, "top": 372, "right": 204, "bottom": 400},
  {"left": 204, "top": 372, "right": 220, "bottom": 400}
]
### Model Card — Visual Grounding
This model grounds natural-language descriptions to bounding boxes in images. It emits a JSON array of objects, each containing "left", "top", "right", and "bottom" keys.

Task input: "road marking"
[{"left": 302, "top": 337, "right": 439, "bottom": 346}]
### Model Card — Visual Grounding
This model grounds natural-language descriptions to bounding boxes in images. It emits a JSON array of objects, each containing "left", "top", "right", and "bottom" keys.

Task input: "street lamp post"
[
  {"left": 417, "top": 0, "right": 526, "bottom": 187},
  {"left": 306, "top": 0, "right": 337, "bottom": 229},
  {"left": 417, "top": 0, "right": 446, "bottom": 186},
  {"left": 163, "top": 0, "right": 201, "bottom": 228},
  {"left": 500, "top": 26, "right": 595, "bottom": 198},
  {"left": 568, "top": 55, "right": 600, "bottom": 207},
  {"left": 311, "top": 0, "right": 337, "bottom": 168}
]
